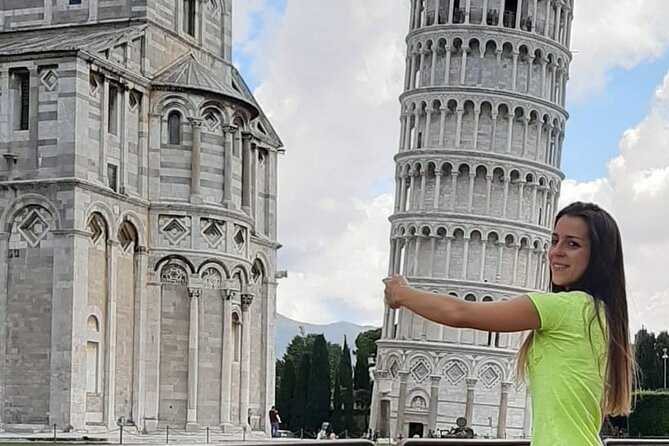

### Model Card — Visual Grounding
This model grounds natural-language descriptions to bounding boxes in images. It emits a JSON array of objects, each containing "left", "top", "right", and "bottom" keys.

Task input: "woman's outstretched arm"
[{"left": 384, "top": 276, "right": 541, "bottom": 333}]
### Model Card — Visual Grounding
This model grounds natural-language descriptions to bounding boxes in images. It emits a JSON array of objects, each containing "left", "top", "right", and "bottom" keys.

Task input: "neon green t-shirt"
[{"left": 527, "top": 291, "right": 607, "bottom": 446}]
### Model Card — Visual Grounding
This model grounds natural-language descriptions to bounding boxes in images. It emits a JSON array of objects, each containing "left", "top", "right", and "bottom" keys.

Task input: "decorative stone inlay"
[
  {"left": 128, "top": 91, "right": 140, "bottom": 111},
  {"left": 203, "top": 110, "right": 220, "bottom": 131},
  {"left": 40, "top": 69, "right": 58, "bottom": 91},
  {"left": 201, "top": 267, "right": 222, "bottom": 289},
  {"left": 18, "top": 209, "right": 50, "bottom": 247},
  {"left": 233, "top": 225, "right": 246, "bottom": 253},
  {"left": 479, "top": 363, "right": 503, "bottom": 388},
  {"left": 410, "top": 358, "right": 431, "bottom": 383},
  {"left": 88, "top": 215, "right": 106, "bottom": 247},
  {"left": 89, "top": 74, "right": 99, "bottom": 95},
  {"left": 118, "top": 222, "right": 136, "bottom": 253},
  {"left": 207, "top": 0, "right": 220, "bottom": 13},
  {"left": 444, "top": 360, "right": 467, "bottom": 385},
  {"left": 201, "top": 218, "right": 224, "bottom": 248},
  {"left": 241, "top": 293, "right": 254, "bottom": 310},
  {"left": 161, "top": 217, "right": 188, "bottom": 245},
  {"left": 161, "top": 264, "right": 188, "bottom": 285}
]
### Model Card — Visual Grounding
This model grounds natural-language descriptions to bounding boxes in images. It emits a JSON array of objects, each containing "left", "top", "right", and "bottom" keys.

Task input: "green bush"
[{"left": 627, "top": 391, "right": 669, "bottom": 437}]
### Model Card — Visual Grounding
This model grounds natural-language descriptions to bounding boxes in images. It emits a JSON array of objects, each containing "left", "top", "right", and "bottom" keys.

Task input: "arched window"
[
  {"left": 183, "top": 0, "right": 196, "bottom": 37},
  {"left": 168, "top": 111, "right": 181, "bottom": 145}
]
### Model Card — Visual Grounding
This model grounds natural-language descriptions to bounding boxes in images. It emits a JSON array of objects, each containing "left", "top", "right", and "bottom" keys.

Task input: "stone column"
[
  {"left": 496, "top": 242, "right": 504, "bottom": 281},
  {"left": 428, "top": 236, "right": 437, "bottom": 276},
  {"left": 464, "top": 378, "right": 477, "bottom": 423},
  {"left": 472, "top": 107, "right": 481, "bottom": 148},
  {"left": 525, "top": 249, "right": 533, "bottom": 287},
  {"left": 461, "top": 237, "right": 470, "bottom": 279},
  {"left": 28, "top": 67, "right": 39, "bottom": 170},
  {"left": 521, "top": 117, "right": 530, "bottom": 156},
  {"left": 482, "top": 0, "right": 489, "bottom": 24},
  {"left": 119, "top": 87, "right": 129, "bottom": 193},
  {"left": 517, "top": 181, "right": 526, "bottom": 218},
  {"left": 544, "top": 0, "right": 551, "bottom": 36},
  {"left": 222, "top": 125, "right": 236, "bottom": 208},
  {"left": 464, "top": 0, "right": 471, "bottom": 23},
  {"left": 189, "top": 118, "right": 203, "bottom": 202},
  {"left": 455, "top": 107, "right": 464, "bottom": 147},
  {"left": 0, "top": 233, "right": 8, "bottom": 424},
  {"left": 497, "top": 382, "right": 512, "bottom": 438},
  {"left": 438, "top": 106, "right": 447, "bottom": 145},
  {"left": 428, "top": 375, "right": 441, "bottom": 431},
  {"left": 408, "top": 170, "right": 417, "bottom": 210},
  {"left": 419, "top": 170, "right": 427, "bottom": 210},
  {"left": 412, "top": 111, "right": 421, "bottom": 149},
  {"left": 467, "top": 172, "right": 475, "bottom": 212},
  {"left": 554, "top": 6, "right": 562, "bottom": 41},
  {"left": 240, "top": 293, "right": 254, "bottom": 427},
  {"left": 399, "top": 174, "right": 408, "bottom": 212},
  {"left": 220, "top": 289, "right": 233, "bottom": 427},
  {"left": 430, "top": 49, "right": 437, "bottom": 85},
  {"left": 395, "top": 371, "right": 409, "bottom": 437},
  {"left": 433, "top": 171, "right": 442, "bottom": 209},
  {"left": 490, "top": 112, "right": 498, "bottom": 151},
  {"left": 409, "top": 51, "right": 417, "bottom": 89},
  {"left": 399, "top": 113, "right": 408, "bottom": 150},
  {"left": 424, "top": 107, "right": 433, "bottom": 147},
  {"left": 512, "top": 244, "right": 520, "bottom": 284},
  {"left": 502, "top": 178, "right": 510, "bottom": 218},
  {"left": 511, "top": 51, "right": 519, "bottom": 91},
  {"left": 450, "top": 171, "right": 458, "bottom": 210},
  {"left": 99, "top": 76, "right": 108, "bottom": 183},
  {"left": 104, "top": 240, "right": 119, "bottom": 427},
  {"left": 485, "top": 174, "right": 493, "bottom": 213},
  {"left": 540, "top": 60, "right": 548, "bottom": 99},
  {"left": 480, "top": 240, "right": 487, "bottom": 281},
  {"left": 418, "top": 50, "right": 426, "bottom": 87},
  {"left": 186, "top": 287, "right": 201, "bottom": 430},
  {"left": 412, "top": 235, "right": 421, "bottom": 276},
  {"left": 444, "top": 47, "right": 452, "bottom": 85},
  {"left": 242, "top": 132, "right": 253, "bottom": 214},
  {"left": 515, "top": 0, "right": 523, "bottom": 28},
  {"left": 404, "top": 113, "right": 413, "bottom": 150},
  {"left": 459, "top": 47, "right": 469, "bottom": 85},
  {"left": 444, "top": 236, "right": 452, "bottom": 278},
  {"left": 131, "top": 246, "right": 148, "bottom": 428},
  {"left": 506, "top": 112, "right": 514, "bottom": 153}
]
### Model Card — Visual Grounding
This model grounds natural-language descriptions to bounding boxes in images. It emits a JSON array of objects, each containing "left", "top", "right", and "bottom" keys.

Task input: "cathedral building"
[
  {"left": 0, "top": 0, "right": 281, "bottom": 434},
  {"left": 371, "top": 0, "right": 572, "bottom": 439}
]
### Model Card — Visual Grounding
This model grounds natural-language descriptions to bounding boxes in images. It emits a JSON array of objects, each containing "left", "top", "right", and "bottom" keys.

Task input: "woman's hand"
[{"left": 383, "top": 275, "right": 409, "bottom": 309}]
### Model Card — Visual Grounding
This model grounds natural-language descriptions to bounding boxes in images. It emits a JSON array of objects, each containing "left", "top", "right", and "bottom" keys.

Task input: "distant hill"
[{"left": 275, "top": 313, "right": 378, "bottom": 359}]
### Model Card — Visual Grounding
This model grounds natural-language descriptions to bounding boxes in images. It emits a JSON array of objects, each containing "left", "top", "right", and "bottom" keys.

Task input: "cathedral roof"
[{"left": 0, "top": 23, "right": 146, "bottom": 56}]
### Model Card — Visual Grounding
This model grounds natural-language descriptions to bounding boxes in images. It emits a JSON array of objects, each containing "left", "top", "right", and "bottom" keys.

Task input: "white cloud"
[
  {"left": 232, "top": 0, "right": 669, "bottom": 330},
  {"left": 561, "top": 71, "right": 669, "bottom": 333},
  {"left": 569, "top": 0, "right": 669, "bottom": 99}
]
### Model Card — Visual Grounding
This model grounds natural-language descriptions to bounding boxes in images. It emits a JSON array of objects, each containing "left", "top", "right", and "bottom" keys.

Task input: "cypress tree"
[
  {"left": 306, "top": 335, "right": 331, "bottom": 431},
  {"left": 331, "top": 369, "right": 342, "bottom": 433},
  {"left": 277, "top": 357, "right": 296, "bottom": 428},
  {"left": 339, "top": 337, "right": 354, "bottom": 435},
  {"left": 290, "top": 353, "right": 311, "bottom": 431},
  {"left": 354, "top": 352, "right": 371, "bottom": 407}
]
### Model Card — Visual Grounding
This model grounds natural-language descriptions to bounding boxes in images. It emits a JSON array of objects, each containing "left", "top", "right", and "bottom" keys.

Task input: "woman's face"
[{"left": 549, "top": 215, "right": 591, "bottom": 289}]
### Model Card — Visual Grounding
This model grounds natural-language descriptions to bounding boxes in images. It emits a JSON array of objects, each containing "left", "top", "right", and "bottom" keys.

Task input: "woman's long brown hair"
[{"left": 516, "top": 202, "right": 634, "bottom": 416}]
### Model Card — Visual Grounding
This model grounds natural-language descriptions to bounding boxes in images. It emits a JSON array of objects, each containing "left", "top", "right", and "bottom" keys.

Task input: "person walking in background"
[
  {"left": 383, "top": 202, "right": 634, "bottom": 446},
  {"left": 268, "top": 405, "right": 280, "bottom": 437}
]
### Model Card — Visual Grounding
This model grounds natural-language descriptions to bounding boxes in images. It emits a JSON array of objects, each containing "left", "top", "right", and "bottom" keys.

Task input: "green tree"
[
  {"left": 331, "top": 370, "right": 342, "bottom": 432},
  {"left": 339, "top": 337, "right": 355, "bottom": 435},
  {"left": 277, "top": 357, "right": 296, "bottom": 428},
  {"left": 306, "top": 335, "right": 331, "bottom": 431},
  {"left": 283, "top": 333, "right": 341, "bottom": 390},
  {"left": 656, "top": 331, "right": 669, "bottom": 390},
  {"left": 290, "top": 352, "right": 311, "bottom": 431},
  {"left": 635, "top": 328, "right": 660, "bottom": 390},
  {"left": 355, "top": 328, "right": 382, "bottom": 359}
]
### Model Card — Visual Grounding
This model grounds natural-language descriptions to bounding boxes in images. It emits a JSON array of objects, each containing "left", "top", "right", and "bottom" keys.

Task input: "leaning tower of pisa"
[{"left": 370, "top": 0, "right": 573, "bottom": 439}]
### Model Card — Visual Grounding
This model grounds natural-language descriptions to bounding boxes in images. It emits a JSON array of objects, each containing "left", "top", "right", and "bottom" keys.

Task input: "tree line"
[
  {"left": 634, "top": 328, "right": 669, "bottom": 391},
  {"left": 275, "top": 328, "right": 381, "bottom": 435}
]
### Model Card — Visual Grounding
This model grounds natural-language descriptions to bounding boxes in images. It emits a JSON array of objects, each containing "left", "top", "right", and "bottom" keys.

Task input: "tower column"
[
  {"left": 485, "top": 174, "right": 493, "bottom": 213},
  {"left": 399, "top": 174, "right": 408, "bottom": 211},
  {"left": 521, "top": 117, "right": 530, "bottom": 156},
  {"left": 444, "top": 46, "right": 452, "bottom": 85},
  {"left": 544, "top": 0, "right": 551, "bottom": 36},
  {"left": 399, "top": 113, "right": 408, "bottom": 150},
  {"left": 461, "top": 236, "right": 470, "bottom": 279},
  {"left": 480, "top": 239, "right": 487, "bottom": 281},
  {"left": 412, "top": 235, "right": 421, "bottom": 276},
  {"left": 455, "top": 107, "right": 464, "bottom": 147},
  {"left": 425, "top": 107, "right": 433, "bottom": 147},
  {"left": 428, "top": 375, "right": 441, "bottom": 431},
  {"left": 189, "top": 118, "right": 203, "bottom": 201},
  {"left": 472, "top": 106, "right": 481, "bottom": 149},
  {"left": 512, "top": 244, "right": 520, "bottom": 285},
  {"left": 450, "top": 171, "right": 458, "bottom": 211},
  {"left": 395, "top": 371, "right": 410, "bottom": 437},
  {"left": 418, "top": 50, "right": 426, "bottom": 87},
  {"left": 496, "top": 242, "right": 504, "bottom": 281},
  {"left": 438, "top": 105, "right": 447, "bottom": 145},
  {"left": 506, "top": 112, "right": 514, "bottom": 153},
  {"left": 497, "top": 382, "right": 512, "bottom": 438},
  {"left": 511, "top": 51, "right": 519, "bottom": 91},
  {"left": 186, "top": 287, "right": 201, "bottom": 430},
  {"left": 404, "top": 113, "right": 413, "bottom": 150},
  {"left": 517, "top": 181, "right": 526, "bottom": 218},
  {"left": 433, "top": 171, "right": 442, "bottom": 210},
  {"left": 460, "top": 46, "right": 469, "bottom": 85},
  {"left": 464, "top": 378, "right": 477, "bottom": 423},
  {"left": 428, "top": 236, "right": 437, "bottom": 277},
  {"left": 419, "top": 169, "right": 427, "bottom": 210},
  {"left": 467, "top": 172, "right": 475, "bottom": 213},
  {"left": 490, "top": 112, "right": 498, "bottom": 151},
  {"left": 412, "top": 110, "right": 421, "bottom": 149},
  {"left": 430, "top": 48, "right": 438, "bottom": 85},
  {"left": 502, "top": 177, "right": 510, "bottom": 218},
  {"left": 444, "top": 236, "right": 452, "bottom": 277},
  {"left": 220, "top": 289, "right": 233, "bottom": 427},
  {"left": 239, "top": 293, "right": 254, "bottom": 427},
  {"left": 409, "top": 51, "right": 418, "bottom": 89},
  {"left": 222, "top": 125, "right": 236, "bottom": 207}
]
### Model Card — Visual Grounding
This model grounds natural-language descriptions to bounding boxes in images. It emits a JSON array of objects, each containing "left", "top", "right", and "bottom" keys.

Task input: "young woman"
[{"left": 383, "top": 202, "right": 633, "bottom": 445}]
